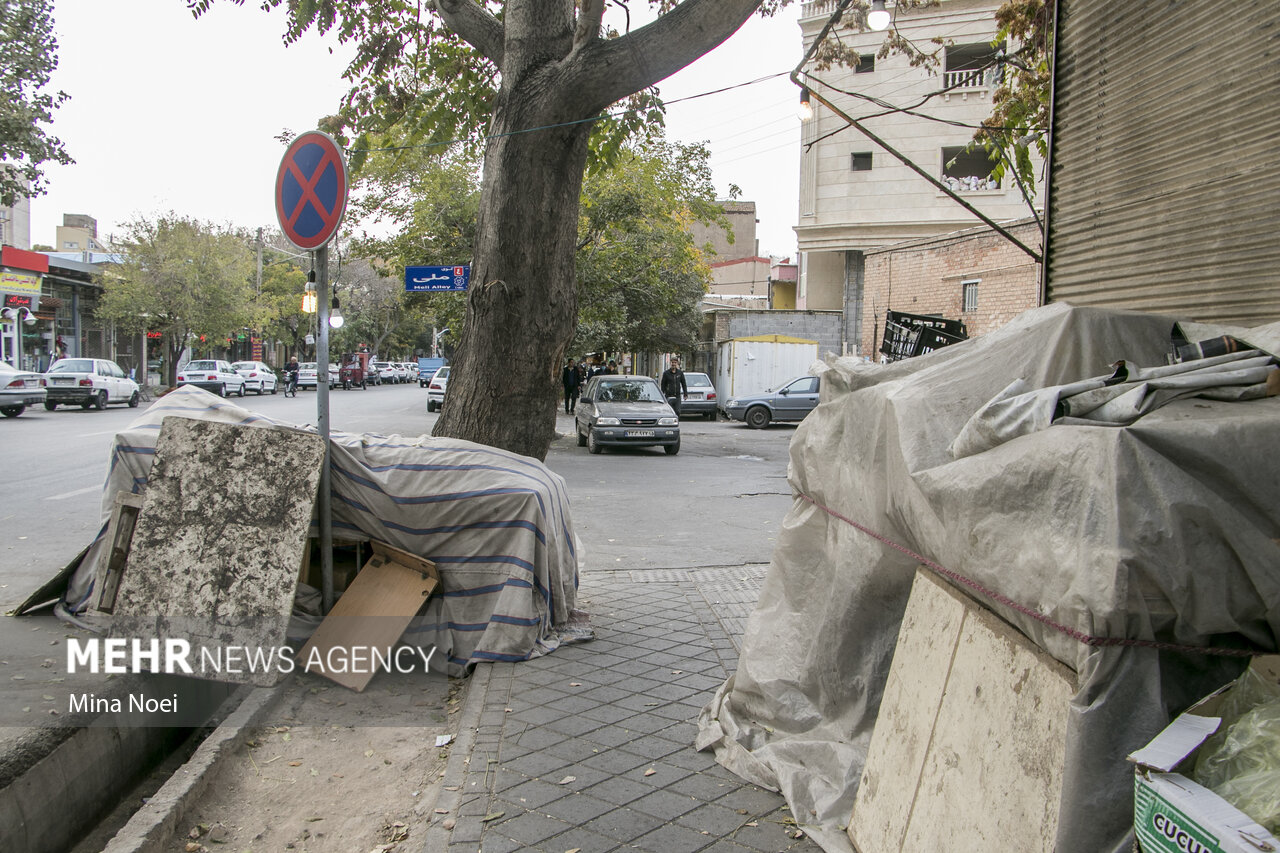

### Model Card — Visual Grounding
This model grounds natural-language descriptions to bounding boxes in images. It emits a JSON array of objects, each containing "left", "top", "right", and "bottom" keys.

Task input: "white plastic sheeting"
[
  {"left": 697, "top": 304, "right": 1280, "bottom": 853},
  {"left": 60, "top": 386, "right": 582, "bottom": 677}
]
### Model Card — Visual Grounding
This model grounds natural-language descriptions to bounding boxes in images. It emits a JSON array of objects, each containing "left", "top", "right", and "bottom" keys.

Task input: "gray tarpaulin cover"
[
  {"left": 59, "top": 387, "right": 581, "bottom": 677},
  {"left": 696, "top": 304, "right": 1280, "bottom": 853}
]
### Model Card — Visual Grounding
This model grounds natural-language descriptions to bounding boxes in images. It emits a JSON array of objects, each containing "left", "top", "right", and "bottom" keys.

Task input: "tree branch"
[
  {"left": 433, "top": 0, "right": 505, "bottom": 66},
  {"left": 569, "top": 0, "right": 764, "bottom": 110},
  {"left": 574, "top": 0, "right": 606, "bottom": 48}
]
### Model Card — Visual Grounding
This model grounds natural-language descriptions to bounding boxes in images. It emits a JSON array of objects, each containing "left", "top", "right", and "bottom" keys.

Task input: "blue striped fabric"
[{"left": 64, "top": 386, "right": 582, "bottom": 677}]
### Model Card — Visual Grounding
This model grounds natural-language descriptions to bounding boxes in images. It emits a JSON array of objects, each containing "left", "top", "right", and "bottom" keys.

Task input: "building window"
[
  {"left": 942, "top": 146, "right": 999, "bottom": 192},
  {"left": 63, "top": 241, "right": 78, "bottom": 249},
  {"left": 944, "top": 42, "right": 1004, "bottom": 89},
  {"left": 851, "top": 152, "right": 873, "bottom": 172},
  {"left": 962, "top": 279, "right": 980, "bottom": 312},
  {"left": 855, "top": 53, "right": 875, "bottom": 73}
]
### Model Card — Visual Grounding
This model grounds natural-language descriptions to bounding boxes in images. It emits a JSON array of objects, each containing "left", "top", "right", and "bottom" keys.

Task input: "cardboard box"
[{"left": 1128, "top": 656, "right": 1280, "bottom": 853}]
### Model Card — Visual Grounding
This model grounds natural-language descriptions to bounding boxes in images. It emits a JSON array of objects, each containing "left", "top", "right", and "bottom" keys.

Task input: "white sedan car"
[
  {"left": 1, "top": 360, "right": 47, "bottom": 417},
  {"left": 176, "top": 359, "right": 247, "bottom": 397},
  {"left": 43, "top": 357, "right": 141, "bottom": 410},
  {"left": 231, "top": 361, "right": 278, "bottom": 395}
]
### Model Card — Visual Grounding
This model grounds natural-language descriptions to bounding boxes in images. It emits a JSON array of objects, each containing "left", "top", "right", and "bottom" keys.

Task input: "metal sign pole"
[{"left": 315, "top": 247, "right": 334, "bottom": 614}]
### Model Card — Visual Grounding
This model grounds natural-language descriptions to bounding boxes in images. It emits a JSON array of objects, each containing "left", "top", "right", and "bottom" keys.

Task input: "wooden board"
[
  {"left": 297, "top": 540, "right": 439, "bottom": 692},
  {"left": 849, "top": 568, "right": 1077, "bottom": 853},
  {"left": 95, "top": 491, "right": 145, "bottom": 613},
  {"left": 110, "top": 418, "right": 326, "bottom": 686}
]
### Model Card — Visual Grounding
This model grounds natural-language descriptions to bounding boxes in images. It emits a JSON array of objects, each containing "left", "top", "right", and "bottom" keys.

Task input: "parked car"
[
  {"left": 1, "top": 360, "right": 47, "bottom": 417},
  {"left": 425, "top": 366, "right": 450, "bottom": 412},
  {"left": 575, "top": 374, "right": 680, "bottom": 455},
  {"left": 231, "top": 361, "right": 278, "bottom": 395},
  {"left": 403, "top": 363, "right": 419, "bottom": 383},
  {"left": 176, "top": 359, "right": 247, "bottom": 397},
  {"left": 393, "top": 363, "right": 411, "bottom": 383},
  {"left": 724, "top": 375, "right": 821, "bottom": 429},
  {"left": 43, "top": 357, "right": 140, "bottom": 410},
  {"left": 680, "top": 371, "right": 718, "bottom": 420},
  {"left": 371, "top": 361, "right": 397, "bottom": 385},
  {"left": 297, "top": 362, "right": 337, "bottom": 390}
]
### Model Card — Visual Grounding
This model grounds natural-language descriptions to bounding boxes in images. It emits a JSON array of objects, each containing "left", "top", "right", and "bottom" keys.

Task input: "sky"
[{"left": 34, "top": 1, "right": 804, "bottom": 260}]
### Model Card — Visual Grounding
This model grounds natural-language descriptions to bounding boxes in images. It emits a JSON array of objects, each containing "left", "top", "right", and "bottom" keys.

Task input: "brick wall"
[{"left": 859, "top": 220, "right": 1043, "bottom": 357}]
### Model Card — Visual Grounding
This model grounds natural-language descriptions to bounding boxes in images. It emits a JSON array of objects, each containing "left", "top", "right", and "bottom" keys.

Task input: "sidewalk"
[{"left": 426, "top": 566, "right": 822, "bottom": 853}]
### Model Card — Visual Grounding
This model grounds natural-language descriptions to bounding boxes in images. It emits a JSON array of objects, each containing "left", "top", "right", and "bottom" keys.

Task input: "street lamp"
[
  {"left": 328, "top": 296, "right": 343, "bottom": 329},
  {"left": 868, "top": 0, "right": 891, "bottom": 31},
  {"left": 798, "top": 87, "right": 813, "bottom": 121}
]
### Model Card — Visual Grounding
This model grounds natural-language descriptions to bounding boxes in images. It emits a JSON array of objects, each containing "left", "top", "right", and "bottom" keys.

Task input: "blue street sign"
[{"left": 406, "top": 265, "right": 471, "bottom": 292}]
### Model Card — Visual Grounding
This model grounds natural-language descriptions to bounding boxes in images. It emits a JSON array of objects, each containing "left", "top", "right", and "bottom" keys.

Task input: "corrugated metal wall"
[{"left": 1047, "top": 0, "right": 1280, "bottom": 325}]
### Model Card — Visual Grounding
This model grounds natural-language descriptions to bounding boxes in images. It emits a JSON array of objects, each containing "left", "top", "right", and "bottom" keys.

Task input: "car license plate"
[
  {"left": 53, "top": 377, "right": 73, "bottom": 385},
  {"left": 626, "top": 429, "right": 655, "bottom": 438}
]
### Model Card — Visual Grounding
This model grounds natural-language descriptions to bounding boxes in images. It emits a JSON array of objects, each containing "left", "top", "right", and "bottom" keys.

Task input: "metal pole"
[{"left": 315, "top": 247, "right": 334, "bottom": 614}]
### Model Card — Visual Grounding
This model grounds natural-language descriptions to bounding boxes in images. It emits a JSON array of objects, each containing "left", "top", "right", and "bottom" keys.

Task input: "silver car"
[
  {"left": 724, "top": 375, "right": 821, "bottom": 429},
  {"left": 575, "top": 374, "right": 680, "bottom": 455},
  {"left": 0, "top": 360, "right": 47, "bottom": 417}
]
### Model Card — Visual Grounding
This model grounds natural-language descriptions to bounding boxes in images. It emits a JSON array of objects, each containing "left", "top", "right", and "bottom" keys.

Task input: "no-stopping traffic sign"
[{"left": 275, "top": 131, "right": 348, "bottom": 250}]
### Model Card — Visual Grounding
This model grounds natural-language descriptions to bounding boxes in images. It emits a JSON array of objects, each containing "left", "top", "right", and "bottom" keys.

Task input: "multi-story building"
[
  {"left": 56, "top": 213, "right": 108, "bottom": 254},
  {"left": 796, "top": 0, "right": 1044, "bottom": 355}
]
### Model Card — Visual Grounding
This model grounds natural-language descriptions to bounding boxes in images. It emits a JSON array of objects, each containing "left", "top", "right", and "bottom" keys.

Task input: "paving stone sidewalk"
[{"left": 426, "top": 567, "right": 822, "bottom": 853}]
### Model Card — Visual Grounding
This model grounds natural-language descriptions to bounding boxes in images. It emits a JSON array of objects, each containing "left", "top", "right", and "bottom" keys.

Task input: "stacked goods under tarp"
[
  {"left": 696, "top": 303, "right": 1280, "bottom": 853},
  {"left": 57, "top": 386, "right": 582, "bottom": 677}
]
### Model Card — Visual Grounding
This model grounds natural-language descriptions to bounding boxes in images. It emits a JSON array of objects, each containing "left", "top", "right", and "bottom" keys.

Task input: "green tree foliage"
[
  {"left": 0, "top": 0, "right": 73, "bottom": 206},
  {"left": 98, "top": 214, "right": 255, "bottom": 385},
  {"left": 257, "top": 252, "right": 311, "bottom": 359},
  {"left": 574, "top": 140, "right": 721, "bottom": 355},
  {"left": 975, "top": 0, "right": 1051, "bottom": 190}
]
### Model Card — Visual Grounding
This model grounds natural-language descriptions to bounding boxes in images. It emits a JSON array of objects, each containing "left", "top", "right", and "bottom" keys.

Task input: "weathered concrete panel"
[
  {"left": 849, "top": 569, "right": 1076, "bottom": 853},
  {"left": 111, "top": 417, "right": 325, "bottom": 686}
]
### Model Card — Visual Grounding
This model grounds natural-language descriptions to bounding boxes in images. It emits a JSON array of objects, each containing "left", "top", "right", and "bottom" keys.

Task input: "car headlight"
[
  {"left": 658, "top": 417, "right": 678, "bottom": 426},
  {"left": 595, "top": 417, "right": 620, "bottom": 426},
  {"left": 727, "top": 399, "right": 740, "bottom": 408}
]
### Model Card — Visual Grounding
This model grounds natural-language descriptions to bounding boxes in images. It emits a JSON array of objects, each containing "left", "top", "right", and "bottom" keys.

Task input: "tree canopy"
[
  {"left": 0, "top": 0, "right": 73, "bottom": 206},
  {"left": 99, "top": 214, "right": 256, "bottom": 384}
]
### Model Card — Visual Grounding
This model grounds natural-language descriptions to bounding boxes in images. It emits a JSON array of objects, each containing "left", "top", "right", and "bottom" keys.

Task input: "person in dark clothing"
[
  {"left": 284, "top": 356, "right": 300, "bottom": 397},
  {"left": 603, "top": 360, "right": 618, "bottom": 375},
  {"left": 660, "top": 357, "right": 688, "bottom": 417},
  {"left": 562, "top": 358, "right": 582, "bottom": 413}
]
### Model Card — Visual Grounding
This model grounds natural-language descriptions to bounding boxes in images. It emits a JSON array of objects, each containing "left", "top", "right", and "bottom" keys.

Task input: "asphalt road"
[{"left": 0, "top": 382, "right": 799, "bottom": 728}]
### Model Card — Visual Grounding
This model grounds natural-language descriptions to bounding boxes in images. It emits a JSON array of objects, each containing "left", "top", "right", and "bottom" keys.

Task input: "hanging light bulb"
[
  {"left": 328, "top": 296, "right": 344, "bottom": 329},
  {"left": 302, "top": 273, "right": 317, "bottom": 313},
  {"left": 798, "top": 87, "right": 813, "bottom": 121},
  {"left": 868, "top": 0, "right": 891, "bottom": 31}
]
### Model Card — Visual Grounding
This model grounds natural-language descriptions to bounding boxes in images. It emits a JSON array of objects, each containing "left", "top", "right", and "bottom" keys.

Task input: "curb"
[
  {"left": 420, "top": 662, "right": 492, "bottom": 853},
  {"left": 101, "top": 685, "right": 281, "bottom": 853}
]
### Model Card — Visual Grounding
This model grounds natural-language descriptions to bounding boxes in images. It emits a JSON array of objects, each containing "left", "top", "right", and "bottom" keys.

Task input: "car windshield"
[
  {"left": 299, "top": 363, "right": 316, "bottom": 370},
  {"left": 186, "top": 361, "right": 217, "bottom": 371},
  {"left": 48, "top": 359, "right": 95, "bottom": 373},
  {"left": 435, "top": 368, "right": 450, "bottom": 379},
  {"left": 686, "top": 373, "right": 713, "bottom": 387},
  {"left": 232, "top": 362, "right": 255, "bottom": 370},
  {"left": 595, "top": 379, "right": 665, "bottom": 403}
]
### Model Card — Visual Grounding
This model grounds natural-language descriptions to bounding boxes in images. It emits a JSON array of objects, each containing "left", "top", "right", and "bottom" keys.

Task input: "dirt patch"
[{"left": 166, "top": 667, "right": 462, "bottom": 853}]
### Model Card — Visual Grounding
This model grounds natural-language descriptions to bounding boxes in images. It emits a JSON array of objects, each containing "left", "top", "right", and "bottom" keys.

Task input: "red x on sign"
[{"left": 275, "top": 131, "right": 348, "bottom": 250}]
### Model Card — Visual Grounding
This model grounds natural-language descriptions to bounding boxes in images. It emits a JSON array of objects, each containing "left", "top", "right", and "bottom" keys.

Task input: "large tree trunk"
[
  {"left": 433, "top": 92, "right": 592, "bottom": 459},
  {"left": 430, "top": 0, "right": 766, "bottom": 460}
]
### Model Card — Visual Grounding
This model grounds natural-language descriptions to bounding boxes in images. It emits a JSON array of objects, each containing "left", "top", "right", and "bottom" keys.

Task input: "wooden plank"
[
  {"left": 297, "top": 542, "right": 438, "bottom": 692},
  {"left": 95, "top": 491, "right": 145, "bottom": 613}
]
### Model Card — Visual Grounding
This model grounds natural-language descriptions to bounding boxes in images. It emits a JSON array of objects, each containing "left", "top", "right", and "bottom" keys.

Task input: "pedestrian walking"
[
  {"left": 561, "top": 357, "right": 582, "bottom": 413},
  {"left": 660, "top": 357, "right": 688, "bottom": 417}
]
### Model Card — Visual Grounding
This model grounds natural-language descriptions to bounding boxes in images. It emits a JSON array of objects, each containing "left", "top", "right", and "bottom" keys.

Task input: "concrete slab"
[{"left": 849, "top": 569, "right": 1077, "bottom": 853}]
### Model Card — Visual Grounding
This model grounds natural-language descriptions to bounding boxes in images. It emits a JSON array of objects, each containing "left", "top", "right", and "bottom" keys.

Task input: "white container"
[{"left": 714, "top": 335, "right": 819, "bottom": 407}]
